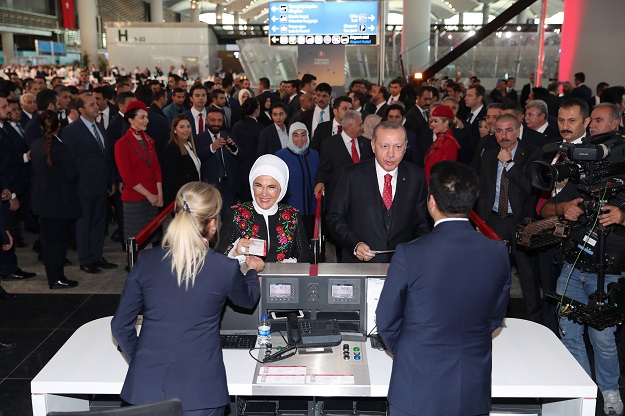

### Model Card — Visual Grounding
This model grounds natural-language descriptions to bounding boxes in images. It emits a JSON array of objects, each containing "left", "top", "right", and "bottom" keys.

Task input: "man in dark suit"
[
  {"left": 258, "top": 77, "right": 281, "bottom": 106},
  {"left": 93, "top": 86, "right": 116, "bottom": 130},
  {"left": 150, "top": 90, "right": 167, "bottom": 119},
  {"left": 348, "top": 90, "right": 370, "bottom": 120},
  {"left": 404, "top": 86, "right": 433, "bottom": 137},
  {"left": 300, "top": 83, "right": 333, "bottom": 137},
  {"left": 53, "top": 85, "right": 72, "bottom": 129},
  {"left": 589, "top": 103, "right": 621, "bottom": 136},
  {"left": 571, "top": 72, "right": 592, "bottom": 101},
  {"left": 209, "top": 89, "right": 233, "bottom": 132},
  {"left": 310, "top": 96, "right": 352, "bottom": 151},
  {"left": 326, "top": 120, "right": 429, "bottom": 263},
  {"left": 0, "top": 195, "right": 18, "bottom": 347},
  {"left": 288, "top": 92, "right": 314, "bottom": 125},
  {"left": 519, "top": 73, "right": 535, "bottom": 108},
  {"left": 19, "top": 93, "right": 36, "bottom": 130},
  {"left": 463, "top": 84, "right": 488, "bottom": 152},
  {"left": 194, "top": 107, "right": 241, "bottom": 209},
  {"left": 284, "top": 79, "right": 301, "bottom": 121},
  {"left": 524, "top": 99, "right": 560, "bottom": 143},
  {"left": 377, "top": 160, "right": 510, "bottom": 416},
  {"left": 477, "top": 113, "right": 542, "bottom": 323},
  {"left": 368, "top": 84, "right": 389, "bottom": 118},
  {"left": 384, "top": 104, "right": 418, "bottom": 166},
  {"left": 62, "top": 93, "right": 117, "bottom": 274},
  {"left": 0, "top": 95, "right": 36, "bottom": 281},
  {"left": 257, "top": 102, "right": 288, "bottom": 156}
]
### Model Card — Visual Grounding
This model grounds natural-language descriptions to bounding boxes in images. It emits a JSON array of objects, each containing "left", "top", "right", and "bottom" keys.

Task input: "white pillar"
[
  {"left": 190, "top": 4, "right": 201, "bottom": 22},
  {"left": 77, "top": 0, "right": 98, "bottom": 67},
  {"left": 150, "top": 0, "right": 164, "bottom": 23},
  {"left": 401, "top": 0, "right": 431, "bottom": 75},
  {"left": 2, "top": 32, "right": 14, "bottom": 65},
  {"left": 482, "top": 1, "right": 491, "bottom": 25},
  {"left": 234, "top": 12, "right": 240, "bottom": 24},
  {"left": 215, "top": 5, "right": 223, "bottom": 24}
]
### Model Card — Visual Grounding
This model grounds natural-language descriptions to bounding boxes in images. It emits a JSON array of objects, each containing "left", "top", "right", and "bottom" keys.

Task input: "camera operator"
[{"left": 540, "top": 97, "right": 624, "bottom": 414}]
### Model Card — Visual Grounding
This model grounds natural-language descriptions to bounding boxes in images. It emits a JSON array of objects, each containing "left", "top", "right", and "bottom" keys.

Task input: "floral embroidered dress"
[{"left": 218, "top": 201, "right": 312, "bottom": 263}]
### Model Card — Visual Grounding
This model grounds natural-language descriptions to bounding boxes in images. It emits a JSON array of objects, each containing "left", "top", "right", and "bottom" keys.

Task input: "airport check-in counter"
[{"left": 31, "top": 263, "right": 598, "bottom": 416}]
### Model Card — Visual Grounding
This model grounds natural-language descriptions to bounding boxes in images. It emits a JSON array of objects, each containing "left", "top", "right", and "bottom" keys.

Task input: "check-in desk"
[{"left": 31, "top": 264, "right": 597, "bottom": 415}]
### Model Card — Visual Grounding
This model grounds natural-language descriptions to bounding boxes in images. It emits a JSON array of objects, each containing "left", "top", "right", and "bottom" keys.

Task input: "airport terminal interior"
[{"left": 2, "top": 0, "right": 625, "bottom": 415}]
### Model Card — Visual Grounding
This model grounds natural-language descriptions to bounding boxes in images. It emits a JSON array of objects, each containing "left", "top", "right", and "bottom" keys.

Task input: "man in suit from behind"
[
  {"left": 477, "top": 113, "right": 542, "bottom": 323},
  {"left": 62, "top": 93, "right": 117, "bottom": 274},
  {"left": 519, "top": 73, "right": 535, "bottom": 107},
  {"left": 326, "top": 120, "right": 429, "bottom": 263},
  {"left": 310, "top": 95, "right": 352, "bottom": 151},
  {"left": 377, "top": 160, "right": 510, "bottom": 416},
  {"left": 289, "top": 92, "right": 314, "bottom": 125},
  {"left": 571, "top": 72, "right": 592, "bottom": 102}
]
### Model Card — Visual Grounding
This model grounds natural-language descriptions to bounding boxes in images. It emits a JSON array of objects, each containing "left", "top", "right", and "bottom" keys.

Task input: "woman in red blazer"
[
  {"left": 424, "top": 104, "right": 461, "bottom": 182},
  {"left": 114, "top": 100, "right": 163, "bottom": 242}
]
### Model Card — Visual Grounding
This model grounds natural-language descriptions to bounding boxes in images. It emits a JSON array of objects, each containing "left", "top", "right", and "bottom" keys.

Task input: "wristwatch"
[{"left": 503, "top": 159, "right": 513, "bottom": 169}]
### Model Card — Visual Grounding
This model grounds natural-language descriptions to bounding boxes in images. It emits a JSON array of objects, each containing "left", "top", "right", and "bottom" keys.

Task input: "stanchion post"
[{"left": 127, "top": 237, "right": 137, "bottom": 271}]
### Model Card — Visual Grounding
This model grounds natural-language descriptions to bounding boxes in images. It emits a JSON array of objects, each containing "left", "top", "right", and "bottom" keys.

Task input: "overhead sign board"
[
  {"left": 268, "top": 1, "right": 378, "bottom": 46},
  {"left": 35, "top": 40, "right": 67, "bottom": 56}
]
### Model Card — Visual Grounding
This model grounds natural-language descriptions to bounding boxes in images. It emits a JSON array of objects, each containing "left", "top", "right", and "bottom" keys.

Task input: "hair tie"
[{"left": 183, "top": 200, "right": 191, "bottom": 213}]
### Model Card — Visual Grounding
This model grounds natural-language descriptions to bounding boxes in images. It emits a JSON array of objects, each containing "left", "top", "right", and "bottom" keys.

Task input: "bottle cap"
[{"left": 261, "top": 314, "right": 268, "bottom": 320}]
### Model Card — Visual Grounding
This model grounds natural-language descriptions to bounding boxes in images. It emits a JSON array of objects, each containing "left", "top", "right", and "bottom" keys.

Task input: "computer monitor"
[{"left": 219, "top": 298, "right": 260, "bottom": 334}]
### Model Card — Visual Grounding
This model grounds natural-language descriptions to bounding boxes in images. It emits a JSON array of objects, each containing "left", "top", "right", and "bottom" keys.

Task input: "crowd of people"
[{"left": 1, "top": 63, "right": 625, "bottom": 414}]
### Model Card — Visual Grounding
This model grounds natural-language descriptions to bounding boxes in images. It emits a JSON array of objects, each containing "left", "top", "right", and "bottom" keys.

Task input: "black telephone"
[{"left": 286, "top": 312, "right": 341, "bottom": 348}]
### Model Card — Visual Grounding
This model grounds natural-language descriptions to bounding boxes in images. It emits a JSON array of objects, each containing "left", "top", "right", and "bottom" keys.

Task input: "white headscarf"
[
  {"left": 249, "top": 154, "right": 290, "bottom": 216},
  {"left": 287, "top": 122, "right": 310, "bottom": 155},
  {"left": 238, "top": 88, "right": 251, "bottom": 103}
]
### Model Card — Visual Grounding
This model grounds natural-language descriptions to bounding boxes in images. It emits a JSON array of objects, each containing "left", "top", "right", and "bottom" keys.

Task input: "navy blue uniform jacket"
[
  {"left": 376, "top": 220, "right": 511, "bottom": 416},
  {"left": 111, "top": 247, "right": 260, "bottom": 411}
]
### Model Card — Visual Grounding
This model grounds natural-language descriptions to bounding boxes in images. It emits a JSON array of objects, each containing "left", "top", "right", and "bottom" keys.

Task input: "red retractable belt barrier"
[
  {"left": 135, "top": 201, "right": 176, "bottom": 248},
  {"left": 469, "top": 210, "right": 502, "bottom": 241},
  {"left": 309, "top": 192, "right": 323, "bottom": 275}
]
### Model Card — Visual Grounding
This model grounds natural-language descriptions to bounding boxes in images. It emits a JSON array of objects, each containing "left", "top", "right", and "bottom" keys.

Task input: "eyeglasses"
[{"left": 253, "top": 183, "right": 281, "bottom": 194}]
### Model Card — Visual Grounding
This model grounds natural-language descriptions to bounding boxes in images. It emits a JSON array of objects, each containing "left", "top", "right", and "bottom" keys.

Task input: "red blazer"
[
  {"left": 424, "top": 129, "right": 461, "bottom": 182},
  {"left": 114, "top": 130, "right": 162, "bottom": 202}
]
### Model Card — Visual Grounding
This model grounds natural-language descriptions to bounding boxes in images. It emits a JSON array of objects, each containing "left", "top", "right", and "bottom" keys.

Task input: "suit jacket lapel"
[
  {"left": 389, "top": 164, "right": 409, "bottom": 235},
  {"left": 363, "top": 162, "right": 385, "bottom": 226}
]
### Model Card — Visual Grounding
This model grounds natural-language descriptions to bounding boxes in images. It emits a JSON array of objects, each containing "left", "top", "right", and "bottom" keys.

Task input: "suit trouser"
[
  {"left": 487, "top": 212, "right": 542, "bottom": 323},
  {"left": 0, "top": 202, "right": 18, "bottom": 275},
  {"left": 537, "top": 246, "right": 563, "bottom": 335},
  {"left": 76, "top": 193, "right": 107, "bottom": 265},
  {"left": 41, "top": 217, "right": 73, "bottom": 285}
]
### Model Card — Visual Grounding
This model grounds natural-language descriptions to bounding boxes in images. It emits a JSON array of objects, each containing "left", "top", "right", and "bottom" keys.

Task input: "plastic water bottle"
[{"left": 258, "top": 314, "right": 271, "bottom": 345}]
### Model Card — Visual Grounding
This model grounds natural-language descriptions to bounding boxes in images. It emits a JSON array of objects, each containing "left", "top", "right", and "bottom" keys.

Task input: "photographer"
[{"left": 540, "top": 98, "right": 624, "bottom": 414}]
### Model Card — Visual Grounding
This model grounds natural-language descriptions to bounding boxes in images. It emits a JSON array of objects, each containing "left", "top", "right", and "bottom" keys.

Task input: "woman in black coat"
[
  {"left": 30, "top": 111, "right": 79, "bottom": 289},
  {"left": 162, "top": 115, "right": 201, "bottom": 207}
]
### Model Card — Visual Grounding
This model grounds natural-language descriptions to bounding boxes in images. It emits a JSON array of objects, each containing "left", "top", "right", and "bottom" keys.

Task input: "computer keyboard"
[
  {"left": 220, "top": 334, "right": 258, "bottom": 349},
  {"left": 369, "top": 334, "right": 386, "bottom": 350}
]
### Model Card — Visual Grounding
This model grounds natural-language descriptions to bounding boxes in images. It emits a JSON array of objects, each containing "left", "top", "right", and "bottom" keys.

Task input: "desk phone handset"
[{"left": 287, "top": 312, "right": 302, "bottom": 346}]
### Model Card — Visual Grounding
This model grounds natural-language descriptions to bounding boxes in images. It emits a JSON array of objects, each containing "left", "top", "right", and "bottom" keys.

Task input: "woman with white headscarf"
[
  {"left": 275, "top": 122, "right": 319, "bottom": 241},
  {"left": 218, "top": 154, "right": 312, "bottom": 263}
]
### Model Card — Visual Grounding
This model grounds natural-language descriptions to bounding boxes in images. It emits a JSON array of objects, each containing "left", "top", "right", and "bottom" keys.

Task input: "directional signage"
[{"left": 268, "top": 2, "right": 378, "bottom": 46}]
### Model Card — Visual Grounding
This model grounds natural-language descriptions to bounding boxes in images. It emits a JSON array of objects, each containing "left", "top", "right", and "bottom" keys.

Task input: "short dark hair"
[
  {"left": 0, "top": 80, "right": 17, "bottom": 96},
  {"left": 349, "top": 90, "right": 366, "bottom": 106},
  {"left": 36, "top": 89, "right": 58, "bottom": 111},
  {"left": 560, "top": 97, "right": 590, "bottom": 119},
  {"left": 211, "top": 89, "right": 225, "bottom": 101},
  {"left": 172, "top": 87, "right": 186, "bottom": 96},
  {"left": 259, "top": 77, "right": 271, "bottom": 90},
  {"left": 600, "top": 86, "right": 625, "bottom": 106},
  {"left": 189, "top": 84, "right": 208, "bottom": 96},
  {"left": 596, "top": 82, "right": 610, "bottom": 95},
  {"left": 428, "top": 161, "right": 478, "bottom": 217},
  {"left": 416, "top": 87, "right": 431, "bottom": 98},
  {"left": 153, "top": 90, "right": 166, "bottom": 102},
  {"left": 468, "top": 84, "right": 486, "bottom": 98},
  {"left": 134, "top": 84, "right": 153, "bottom": 107},
  {"left": 389, "top": 78, "right": 402, "bottom": 87},
  {"left": 116, "top": 92, "right": 135, "bottom": 106},
  {"left": 378, "top": 86, "right": 390, "bottom": 101},
  {"left": 386, "top": 103, "right": 406, "bottom": 117},
  {"left": 332, "top": 95, "right": 352, "bottom": 110},
  {"left": 301, "top": 73, "right": 317, "bottom": 86},
  {"left": 530, "top": 87, "right": 550, "bottom": 102},
  {"left": 203, "top": 81, "right": 214, "bottom": 91},
  {"left": 315, "top": 82, "right": 332, "bottom": 95},
  {"left": 574, "top": 72, "right": 585, "bottom": 83},
  {"left": 93, "top": 85, "right": 114, "bottom": 100}
]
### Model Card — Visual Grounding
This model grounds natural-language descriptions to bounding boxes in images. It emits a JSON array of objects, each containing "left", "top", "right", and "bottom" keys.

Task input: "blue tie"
[
  {"left": 318, "top": 109, "right": 325, "bottom": 123},
  {"left": 92, "top": 123, "right": 104, "bottom": 152}
]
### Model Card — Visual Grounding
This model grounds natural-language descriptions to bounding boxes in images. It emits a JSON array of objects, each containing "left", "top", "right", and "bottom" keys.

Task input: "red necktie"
[
  {"left": 198, "top": 113, "right": 204, "bottom": 134},
  {"left": 351, "top": 139, "right": 360, "bottom": 163},
  {"left": 337, "top": 125, "right": 342, "bottom": 133},
  {"left": 382, "top": 174, "right": 393, "bottom": 210}
]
